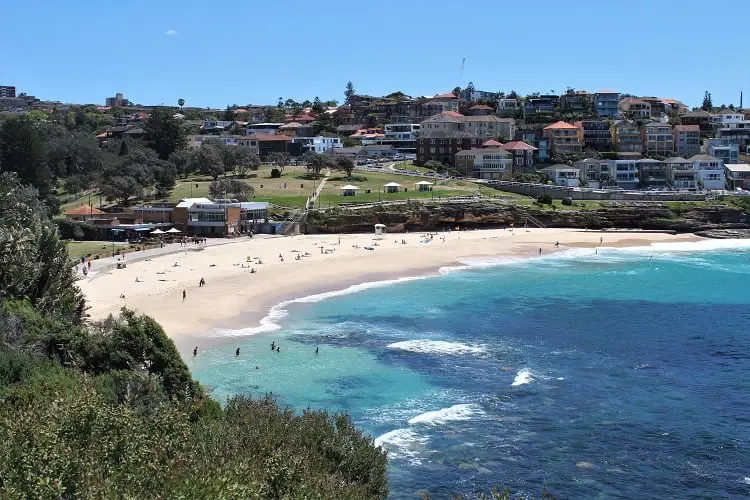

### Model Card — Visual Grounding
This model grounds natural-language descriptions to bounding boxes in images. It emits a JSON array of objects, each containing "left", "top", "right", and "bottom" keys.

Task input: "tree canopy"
[{"left": 144, "top": 108, "right": 187, "bottom": 160}]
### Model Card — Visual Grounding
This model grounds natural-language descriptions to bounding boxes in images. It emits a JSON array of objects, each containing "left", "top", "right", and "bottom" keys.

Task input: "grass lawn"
[{"left": 65, "top": 240, "right": 129, "bottom": 262}]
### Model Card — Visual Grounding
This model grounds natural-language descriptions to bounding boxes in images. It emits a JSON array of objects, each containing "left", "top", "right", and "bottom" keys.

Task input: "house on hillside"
[
  {"left": 454, "top": 148, "right": 512, "bottom": 179},
  {"left": 593, "top": 90, "right": 620, "bottom": 117},
  {"left": 542, "top": 121, "right": 582, "bottom": 155},
  {"left": 541, "top": 165, "right": 580, "bottom": 187},
  {"left": 641, "top": 122, "right": 674, "bottom": 156},
  {"left": 673, "top": 125, "right": 701, "bottom": 156}
]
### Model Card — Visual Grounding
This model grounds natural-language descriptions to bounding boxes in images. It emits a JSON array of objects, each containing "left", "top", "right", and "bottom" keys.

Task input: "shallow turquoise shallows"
[{"left": 192, "top": 239, "right": 750, "bottom": 498}]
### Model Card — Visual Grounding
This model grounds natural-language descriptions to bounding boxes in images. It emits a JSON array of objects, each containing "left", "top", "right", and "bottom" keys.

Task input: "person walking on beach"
[
  {"left": 199, "top": 277, "right": 205, "bottom": 287},
  {"left": 193, "top": 346, "right": 198, "bottom": 357},
  {"left": 182, "top": 289, "right": 186, "bottom": 302},
  {"left": 539, "top": 248, "right": 542, "bottom": 255}
]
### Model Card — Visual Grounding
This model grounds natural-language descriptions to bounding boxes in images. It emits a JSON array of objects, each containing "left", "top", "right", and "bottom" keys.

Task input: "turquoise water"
[{"left": 191, "top": 240, "right": 750, "bottom": 498}]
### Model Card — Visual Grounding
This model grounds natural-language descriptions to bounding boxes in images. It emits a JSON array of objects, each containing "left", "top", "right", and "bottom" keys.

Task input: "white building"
[
  {"left": 454, "top": 148, "right": 512, "bottom": 180},
  {"left": 710, "top": 111, "right": 748, "bottom": 128},
  {"left": 541, "top": 165, "right": 580, "bottom": 187},
  {"left": 689, "top": 154, "right": 725, "bottom": 190},
  {"left": 291, "top": 136, "right": 342, "bottom": 153}
]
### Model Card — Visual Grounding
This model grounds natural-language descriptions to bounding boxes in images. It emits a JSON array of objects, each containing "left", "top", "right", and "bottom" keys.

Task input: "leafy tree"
[
  {"left": 26, "top": 109, "right": 49, "bottom": 121},
  {"left": 312, "top": 96, "right": 323, "bottom": 114},
  {"left": 153, "top": 162, "right": 177, "bottom": 198},
  {"left": 335, "top": 156, "right": 355, "bottom": 177},
  {"left": 268, "top": 152, "right": 290, "bottom": 173},
  {"left": 99, "top": 151, "right": 159, "bottom": 205},
  {"left": 189, "top": 145, "right": 224, "bottom": 180},
  {"left": 301, "top": 151, "right": 329, "bottom": 179},
  {"left": 143, "top": 108, "right": 187, "bottom": 160},
  {"left": 345, "top": 81, "right": 356, "bottom": 103},
  {"left": 45, "top": 132, "right": 104, "bottom": 182},
  {"left": 209, "top": 178, "right": 255, "bottom": 201},
  {"left": 178, "top": 98, "right": 185, "bottom": 110},
  {"left": 230, "top": 147, "right": 261, "bottom": 177},
  {"left": 452, "top": 86, "right": 461, "bottom": 96},
  {"left": 0, "top": 118, "right": 54, "bottom": 197},
  {"left": 0, "top": 174, "right": 85, "bottom": 322},
  {"left": 702, "top": 91, "right": 713, "bottom": 111},
  {"left": 222, "top": 105, "right": 235, "bottom": 122},
  {"left": 169, "top": 149, "right": 193, "bottom": 178},
  {"left": 312, "top": 112, "right": 336, "bottom": 135}
]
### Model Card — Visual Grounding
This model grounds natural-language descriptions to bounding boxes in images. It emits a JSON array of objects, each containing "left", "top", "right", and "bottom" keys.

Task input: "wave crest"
[
  {"left": 387, "top": 340, "right": 486, "bottom": 355},
  {"left": 408, "top": 403, "right": 484, "bottom": 425},
  {"left": 511, "top": 369, "right": 534, "bottom": 386}
]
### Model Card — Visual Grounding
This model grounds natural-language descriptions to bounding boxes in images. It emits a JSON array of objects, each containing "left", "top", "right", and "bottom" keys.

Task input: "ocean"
[{"left": 191, "top": 239, "right": 750, "bottom": 499}]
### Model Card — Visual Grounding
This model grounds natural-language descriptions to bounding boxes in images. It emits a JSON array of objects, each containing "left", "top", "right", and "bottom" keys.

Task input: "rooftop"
[
  {"left": 65, "top": 205, "right": 105, "bottom": 216},
  {"left": 674, "top": 124, "right": 700, "bottom": 132},
  {"left": 725, "top": 164, "right": 750, "bottom": 172},
  {"left": 501, "top": 141, "right": 537, "bottom": 151},
  {"left": 544, "top": 121, "right": 578, "bottom": 130}
]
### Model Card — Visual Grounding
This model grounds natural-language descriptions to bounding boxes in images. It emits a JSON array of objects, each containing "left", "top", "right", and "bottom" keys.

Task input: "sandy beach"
[{"left": 78, "top": 228, "right": 700, "bottom": 353}]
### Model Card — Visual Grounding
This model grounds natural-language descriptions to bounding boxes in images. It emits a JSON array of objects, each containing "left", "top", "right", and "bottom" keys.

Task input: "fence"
[{"left": 483, "top": 180, "right": 710, "bottom": 201}]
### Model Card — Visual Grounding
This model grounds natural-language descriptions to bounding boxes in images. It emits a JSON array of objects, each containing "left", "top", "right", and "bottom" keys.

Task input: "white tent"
[
  {"left": 166, "top": 227, "right": 182, "bottom": 233},
  {"left": 340, "top": 185, "right": 360, "bottom": 196},
  {"left": 374, "top": 224, "right": 386, "bottom": 239},
  {"left": 384, "top": 182, "right": 402, "bottom": 193},
  {"left": 150, "top": 228, "right": 165, "bottom": 235},
  {"left": 415, "top": 180, "right": 433, "bottom": 192}
]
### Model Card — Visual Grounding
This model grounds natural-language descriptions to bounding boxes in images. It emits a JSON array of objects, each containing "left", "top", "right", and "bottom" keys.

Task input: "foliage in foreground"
[
  {"left": 0, "top": 361, "right": 386, "bottom": 499},
  {"left": 0, "top": 173, "right": 388, "bottom": 498}
]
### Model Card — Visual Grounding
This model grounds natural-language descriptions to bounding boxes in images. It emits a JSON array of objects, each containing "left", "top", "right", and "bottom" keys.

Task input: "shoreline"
[{"left": 78, "top": 228, "right": 702, "bottom": 355}]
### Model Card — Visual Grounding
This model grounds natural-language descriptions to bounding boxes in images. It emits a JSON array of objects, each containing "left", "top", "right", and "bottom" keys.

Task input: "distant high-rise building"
[
  {"left": 0, "top": 86, "right": 16, "bottom": 98},
  {"left": 105, "top": 92, "right": 129, "bottom": 107}
]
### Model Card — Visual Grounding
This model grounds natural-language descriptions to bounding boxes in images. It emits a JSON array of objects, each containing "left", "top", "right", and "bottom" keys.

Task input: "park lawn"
[{"left": 65, "top": 240, "right": 129, "bottom": 262}]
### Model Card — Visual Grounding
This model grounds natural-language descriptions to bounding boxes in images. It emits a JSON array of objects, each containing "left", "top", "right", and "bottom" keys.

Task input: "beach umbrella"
[
  {"left": 150, "top": 228, "right": 166, "bottom": 235},
  {"left": 166, "top": 227, "right": 182, "bottom": 233}
]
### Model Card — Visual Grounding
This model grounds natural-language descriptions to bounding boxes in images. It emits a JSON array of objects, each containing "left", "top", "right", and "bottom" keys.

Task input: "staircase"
[{"left": 518, "top": 210, "right": 546, "bottom": 228}]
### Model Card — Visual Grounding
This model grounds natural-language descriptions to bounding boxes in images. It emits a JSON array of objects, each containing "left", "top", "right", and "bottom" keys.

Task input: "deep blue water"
[{"left": 192, "top": 240, "right": 750, "bottom": 499}]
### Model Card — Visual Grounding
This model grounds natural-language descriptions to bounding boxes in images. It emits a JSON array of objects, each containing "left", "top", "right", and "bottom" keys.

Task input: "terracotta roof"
[
  {"left": 443, "top": 111, "right": 464, "bottom": 118},
  {"left": 280, "top": 122, "right": 302, "bottom": 128},
  {"left": 433, "top": 93, "right": 458, "bottom": 99},
  {"left": 482, "top": 139, "right": 502, "bottom": 147},
  {"left": 674, "top": 125, "right": 700, "bottom": 132},
  {"left": 65, "top": 205, "right": 105, "bottom": 216},
  {"left": 293, "top": 114, "right": 316, "bottom": 122},
  {"left": 716, "top": 109, "right": 742, "bottom": 115},
  {"left": 470, "top": 104, "right": 493, "bottom": 110},
  {"left": 501, "top": 141, "right": 537, "bottom": 151},
  {"left": 544, "top": 121, "right": 578, "bottom": 130}
]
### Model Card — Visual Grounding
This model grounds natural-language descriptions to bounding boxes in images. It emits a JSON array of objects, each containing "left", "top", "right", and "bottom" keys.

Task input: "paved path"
[{"left": 307, "top": 170, "right": 331, "bottom": 209}]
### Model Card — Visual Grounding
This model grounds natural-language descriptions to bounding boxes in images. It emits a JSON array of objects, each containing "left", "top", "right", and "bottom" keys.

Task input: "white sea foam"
[
  {"left": 511, "top": 369, "right": 534, "bottom": 386},
  {"left": 387, "top": 340, "right": 487, "bottom": 356},
  {"left": 407, "top": 403, "right": 484, "bottom": 425},
  {"left": 743, "top": 476, "right": 750, "bottom": 485},
  {"left": 214, "top": 275, "right": 430, "bottom": 337},
  {"left": 373, "top": 428, "right": 428, "bottom": 463}
]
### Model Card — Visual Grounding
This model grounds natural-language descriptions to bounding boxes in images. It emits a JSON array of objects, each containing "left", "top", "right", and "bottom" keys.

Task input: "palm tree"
[{"left": 178, "top": 98, "right": 185, "bottom": 110}]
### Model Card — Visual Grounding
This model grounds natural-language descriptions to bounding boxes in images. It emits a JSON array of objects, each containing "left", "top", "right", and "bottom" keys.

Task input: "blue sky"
[{"left": 2, "top": 0, "right": 748, "bottom": 109}]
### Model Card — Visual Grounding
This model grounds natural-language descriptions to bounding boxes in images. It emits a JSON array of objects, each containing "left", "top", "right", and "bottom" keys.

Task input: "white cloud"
[{"left": 165, "top": 29, "right": 177, "bottom": 36}]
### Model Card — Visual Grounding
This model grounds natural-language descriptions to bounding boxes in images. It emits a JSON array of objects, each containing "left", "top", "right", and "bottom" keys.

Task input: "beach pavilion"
[
  {"left": 415, "top": 180, "right": 433, "bottom": 192},
  {"left": 340, "top": 185, "right": 360, "bottom": 196},
  {"left": 384, "top": 182, "right": 401, "bottom": 193}
]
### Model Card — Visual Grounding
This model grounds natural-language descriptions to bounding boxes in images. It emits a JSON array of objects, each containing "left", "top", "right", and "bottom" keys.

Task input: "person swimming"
[{"left": 236, "top": 347, "right": 240, "bottom": 356}]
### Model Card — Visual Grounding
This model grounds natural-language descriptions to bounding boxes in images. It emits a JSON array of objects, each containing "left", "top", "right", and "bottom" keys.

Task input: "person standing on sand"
[
  {"left": 193, "top": 346, "right": 198, "bottom": 357},
  {"left": 539, "top": 248, "right": 542, "bottom": 255},
  {"left": 182, "top": 289, "right": 186, "bottom": 302}
]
